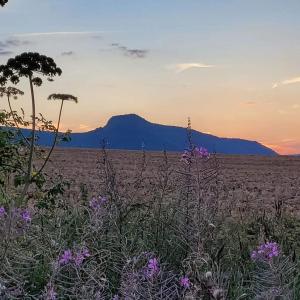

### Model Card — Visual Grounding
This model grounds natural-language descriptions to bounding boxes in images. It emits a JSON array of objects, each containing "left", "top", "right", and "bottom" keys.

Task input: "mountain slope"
[{"left": 19, "top": 114, "right": 277, "bottom": 155}]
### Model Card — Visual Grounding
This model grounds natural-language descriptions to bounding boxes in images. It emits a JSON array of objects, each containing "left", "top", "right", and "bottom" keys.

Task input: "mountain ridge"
[{"left": 17, "top": 114, "right": 277, "bottom": 156}]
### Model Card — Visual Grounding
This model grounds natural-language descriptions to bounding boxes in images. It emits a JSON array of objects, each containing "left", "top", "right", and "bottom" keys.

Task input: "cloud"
[
  {"left": 0, "top": 38, "right": 31, "bottom": 56},
  {"left": 278, "top": 109, "right": 289, "bottom": 115},
  {"left": 111, "top": 43, "right": 148, "bottom": 58},
  {"left": 264, "top": 139, "right": 300, "bottom": 155},
  {"left": 244, "top": 101, "right": 256, "bottom": 106},
  {"left": 168, "top": 63, "right": 215, "bottom": 73},
  {"left": 78, "top": 124, "right": 91, "bottom": 131},
  {"left": 13, "top": 31, "right": 107, "bottom": 38},
  {"left": 92, "top": 35, "right": 103, "bottom": 40},
  {"left": 272, "top": 76, "right": 300, "bottom": 88},
  {"left": 0, "top": 50, "right": 13, "bottom": 56},
  {"left": 0, "top": 38, "right": 30, "bottom": 49},
  {"left": 61, "top": 51, "right": 74, "bottom": 56}
]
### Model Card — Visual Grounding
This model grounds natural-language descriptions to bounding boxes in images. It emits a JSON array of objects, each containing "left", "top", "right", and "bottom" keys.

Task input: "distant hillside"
[{"left": 18, "top": 114, "right": 277, "bottom": 156}]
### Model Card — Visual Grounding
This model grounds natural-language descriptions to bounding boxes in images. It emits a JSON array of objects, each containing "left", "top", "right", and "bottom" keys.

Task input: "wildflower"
[
  {"left": 21, "top": 210, "right": 31, "bottom": 222},
  {"left": 74, "top": 252, "right": 85, "bottom": 266},
  {"left": 0, "top": 206, "right": 5, "bottom": 218},
  {"left": 59, "top": 249, "right": 73, "bottom": 265},
  {"left": 180, "top": 276, "right": 190, "bottom": 288},
  {"left": 112, "top": 295, "right": 119, "bottom": 300},
  {"left": 251, "top": 241, "right": 280, "bottom": 261},
  {"left": 81, "top": 247, "right": 90, "bottom": 258},
  {"left": 45, "top": 283, "right": 57, "bottom": 300},
  {"left": 145, "top": 257, "right": 160, "bottom": 278},
  {"left": 193, "top": 146, "right": 210, "bottom": 159},
  {"left": 74, "top": 247, "right": 90, "bottom": 266},
  {"left": 89, "top": 196, "right": 107, "bottom": 210},
  {"left": 89, "top": 197, "right": 99, "bottom": 209},
  {"left": 180, "top": 146, "right": 210, "bottom": 164}
]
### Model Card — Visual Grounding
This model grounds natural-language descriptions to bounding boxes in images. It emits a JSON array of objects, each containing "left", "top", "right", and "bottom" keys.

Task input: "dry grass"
[{"left": 45, "top": 148, "right": 300, "bottom": 217}]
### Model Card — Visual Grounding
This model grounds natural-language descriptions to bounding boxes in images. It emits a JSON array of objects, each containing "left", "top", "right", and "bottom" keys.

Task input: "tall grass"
[{"left": 1, "top": 124, "right": 300, "bottom": 299}]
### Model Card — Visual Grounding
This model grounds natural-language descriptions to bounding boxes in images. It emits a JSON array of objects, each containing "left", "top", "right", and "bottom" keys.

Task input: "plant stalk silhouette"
[
  {"left": 33, "top": 93, "right": 78, "bottom": 179},
  {"left": 0, "top": 52, "right": 62, "bottom": 202}
]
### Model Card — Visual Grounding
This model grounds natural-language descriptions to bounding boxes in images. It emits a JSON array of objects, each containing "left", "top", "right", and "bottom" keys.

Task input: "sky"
[{"left": 0, "top": 0, "right": 300, "bottom": 154}]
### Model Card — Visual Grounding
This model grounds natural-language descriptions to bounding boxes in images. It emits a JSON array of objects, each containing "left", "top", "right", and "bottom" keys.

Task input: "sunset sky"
[{"left": 0, "top": 0, "right": 300, "bottom": 154}]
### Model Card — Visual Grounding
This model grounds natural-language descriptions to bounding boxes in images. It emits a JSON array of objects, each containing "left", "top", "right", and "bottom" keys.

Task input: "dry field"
[{"left": 46, "top": 148, "right": 300, "bottom": 216}]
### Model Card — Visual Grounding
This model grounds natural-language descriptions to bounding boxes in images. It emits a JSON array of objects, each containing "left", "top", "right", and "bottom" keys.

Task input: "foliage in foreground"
[{"left": 1, "top": 141, "right": 300, "bottom": 299}]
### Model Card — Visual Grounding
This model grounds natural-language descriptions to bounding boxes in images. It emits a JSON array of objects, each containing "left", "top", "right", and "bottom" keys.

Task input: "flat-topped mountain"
[{"left": 20, "top": 114, "right": 277, "bottom": 155}]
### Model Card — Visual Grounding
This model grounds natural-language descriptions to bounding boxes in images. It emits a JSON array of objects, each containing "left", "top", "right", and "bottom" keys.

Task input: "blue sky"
[{"left": 1, "top": 0, "right": 300, "bottom": 153}]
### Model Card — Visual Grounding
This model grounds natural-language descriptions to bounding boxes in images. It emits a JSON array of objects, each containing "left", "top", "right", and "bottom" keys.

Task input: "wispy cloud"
[
  {"left": 264, "top": 139, "right": 300, "bottom": 155},
  {"left": 0, "top": 38, "right": 31, "bottom": 56},
  {"left": 78, "top": 124, "right": 92, "bottom": 131},
  {"left": 244, "top": 101, "right": 256, "bottom": 106},
  {"left": 272, "top": 76, "right": 300, "bottom": 88},
  {"left": 167, "top": 63, "right": 215, "bottom": 73},
  {"left": 0, "top": 38, "right": 31, "bottom": 48},
  {"left": 111, "top": 43, "right": 148, "bottom": 58},
  {"left": 12, "top": 31, "right": 108, "bottom": 38},
  {"left": 61, "top": 51, "right": 74, "bottom": 56},
  {"left": 0, "top": 50, "right": 13, "bottom": 56}
]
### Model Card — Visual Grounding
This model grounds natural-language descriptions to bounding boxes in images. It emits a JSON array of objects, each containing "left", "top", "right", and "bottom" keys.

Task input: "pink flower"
[
  {"left": 21, "top": 210, "right": 31, "bottom": 222},
  {"left": 180, "top": 276, "right": 190, "bottom": 288},
  {"left": 193, "top": 147, "right": 210, "bottom": 159},
  {"left": 59, "top": 249, "right": 73, "bottom": 265},
  {"left": 89, "top": 196, "right": 107, "bottom": 210},
  {"left": 180, "top": 146, "right": 210, "bottom": 164},
  {"left": 45, "top": 283, "right": 57, "bottom": 300},
  {"left": 0, "top": 206, "right": 6, "bottom": 218},
  {"left": 251, "top": 242, "right": 280, "bottom": 262},
  {"left": 144, "top": 257, "right": 160, "bottom": 278},
  {"left": 74, "top": 248, "right": 90, "bottom": 266}
]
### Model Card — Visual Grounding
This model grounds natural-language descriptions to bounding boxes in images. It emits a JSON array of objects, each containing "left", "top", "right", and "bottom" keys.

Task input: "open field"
[{"left": 46, "top": 148, "right": 300, "bottom": 216}]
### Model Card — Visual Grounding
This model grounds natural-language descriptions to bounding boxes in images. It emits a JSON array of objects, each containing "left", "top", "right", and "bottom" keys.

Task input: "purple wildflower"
[
  {"left": 193, "top": 146, "right": 210, "bottom": 159},
  {"left": 89, "top": 196, "right": 107, "bottom": 210},
  {"left": 145, "top": 257, "right": 160, "bottom": 278},
  {"left": 180, "top": 276, "right": 190, "bottom": 289},
  {"left": 112, "top": 295, "right": 119, "bottom": 300},
  {"left": 251, "top": 242, "right": 280, "bottom": 261},
  {"left": 89, "top": 197, "right": 99, "bottom": 209},
  {"left": 21, "top": 210, "right": 31, "bottom": 222},
  {"left": 45, "top": 283, "right": 57, "bottom": 300},
  {"left": 0, "top": 206, "right": 6, "bottom": 218},
  {"left": 59, "top": 249, "right": 73, "bottom": 265},
  {"left": 81, "top": 247, "right": 90, "bottom": 258},
  {"left": 74, "top": 252, "right": 85, "bottom": 266},
  {"left": 74, "top": 248, "right": 90, "bottom": 266},
  {"left": 181, "top": 146, "right": 210, "bottom": 164}
]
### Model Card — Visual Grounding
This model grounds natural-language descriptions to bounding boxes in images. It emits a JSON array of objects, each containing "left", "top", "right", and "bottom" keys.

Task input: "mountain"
[{"left": 19, "top": 114, "right": 277, "bottom": 155}]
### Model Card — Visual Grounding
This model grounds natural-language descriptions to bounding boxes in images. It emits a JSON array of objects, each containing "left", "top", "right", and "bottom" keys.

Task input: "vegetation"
[
  {"left": 0, "top": 0, "right": 8, "bottom": 7},
  {"left": 0, "top": 2, "right": 299, "bottom": 292}
]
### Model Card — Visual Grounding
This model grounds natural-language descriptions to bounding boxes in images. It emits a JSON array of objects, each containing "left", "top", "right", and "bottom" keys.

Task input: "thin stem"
[
  {"left": 7, "top": 94, "right": 30, "bottom": 146},
  {"left": 21, "top": 76, "right": 36, "bottom": 202},
  {"left": 33, "top": 100, "right": 64, "bottom": 179}
]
